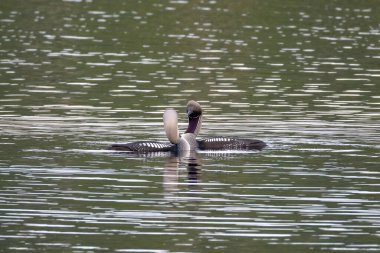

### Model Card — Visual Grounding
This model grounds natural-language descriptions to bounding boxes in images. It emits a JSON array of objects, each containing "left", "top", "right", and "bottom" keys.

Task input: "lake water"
[{"left": 0, "top": 0, "right": 379, "bottom": 252}]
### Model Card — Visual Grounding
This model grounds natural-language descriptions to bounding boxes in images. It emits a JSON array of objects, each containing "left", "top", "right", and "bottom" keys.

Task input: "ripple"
[{"left": 60, "top": 35, "right": 95, "bottom": 40}]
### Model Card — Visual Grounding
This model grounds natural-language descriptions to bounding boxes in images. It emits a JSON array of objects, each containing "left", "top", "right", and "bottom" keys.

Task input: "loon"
[{"left": 108, "top": 100, "right": 266, "bottom": 152}]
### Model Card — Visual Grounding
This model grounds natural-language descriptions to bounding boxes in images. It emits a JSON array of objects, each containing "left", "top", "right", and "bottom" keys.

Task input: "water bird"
[{"left": 108, "top": 100, "right": 266, "bottom": 152}]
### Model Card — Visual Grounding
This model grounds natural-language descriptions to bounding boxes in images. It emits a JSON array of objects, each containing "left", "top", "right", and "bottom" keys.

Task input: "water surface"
[{"left": 0, "top": 0, "right": 379, "bottom": 252}]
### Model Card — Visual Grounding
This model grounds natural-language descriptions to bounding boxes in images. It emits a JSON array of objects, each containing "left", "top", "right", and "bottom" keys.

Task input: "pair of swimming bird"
[{"left": 108, "top": 100, "right": 266, "bottom": 152}]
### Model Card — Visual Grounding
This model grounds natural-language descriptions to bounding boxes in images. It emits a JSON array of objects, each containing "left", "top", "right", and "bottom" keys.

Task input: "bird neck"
[
  {"left": 185, "top": 115, "right": 202, "bottom": 136},
  {"left": 178, "top": 133, "right": 198, "bottom": 151},
  {"left": 163, "top": 109, "right": 179, "bottom": 144}
]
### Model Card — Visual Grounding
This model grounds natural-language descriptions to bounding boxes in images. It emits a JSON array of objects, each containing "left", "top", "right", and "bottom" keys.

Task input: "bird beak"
[
  {"left": 186, "top": 107, "right": 192, "bottom": 117},
  {"left": 186, "top": 105, "right": 200, "bottom": 118}
]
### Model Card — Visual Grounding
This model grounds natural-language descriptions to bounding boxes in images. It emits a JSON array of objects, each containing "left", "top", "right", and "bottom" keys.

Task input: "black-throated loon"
[{"left": 108, "top": 100, "right": 266, "bottom": 152}]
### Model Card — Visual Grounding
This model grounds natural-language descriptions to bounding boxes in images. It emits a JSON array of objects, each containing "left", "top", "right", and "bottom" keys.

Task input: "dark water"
[{"left": 1, "top": 0, "right": 379, "bottom": 252}]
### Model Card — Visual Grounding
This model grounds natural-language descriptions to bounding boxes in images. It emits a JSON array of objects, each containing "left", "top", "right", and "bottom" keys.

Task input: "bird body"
[{"left": 108, "top": 101, "right": 266, "bottom": 152}]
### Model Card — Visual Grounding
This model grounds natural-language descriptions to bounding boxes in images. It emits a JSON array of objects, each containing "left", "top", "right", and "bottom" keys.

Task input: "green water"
[{"left": 0, "top": 0, "right": 379, "bottom": 252}]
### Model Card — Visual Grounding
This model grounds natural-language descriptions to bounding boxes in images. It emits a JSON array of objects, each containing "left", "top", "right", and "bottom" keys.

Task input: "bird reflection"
[
  {"left": 111, "top": 150, "right": 258, "bottom": 194},
  {"left": 163, "top": 151, "right": 202, "bottom": 193}
]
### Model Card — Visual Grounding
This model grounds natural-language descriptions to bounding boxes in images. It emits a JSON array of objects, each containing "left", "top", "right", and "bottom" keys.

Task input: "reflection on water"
[
  {"left": 1, "top": 0, "right": 380, "bottom": 252},
  {"left": 107, "top": 150, "right": 203, "bottom": 193},
  {"left": 163, "top": 151, "right": 202, "bottom": 193}
]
